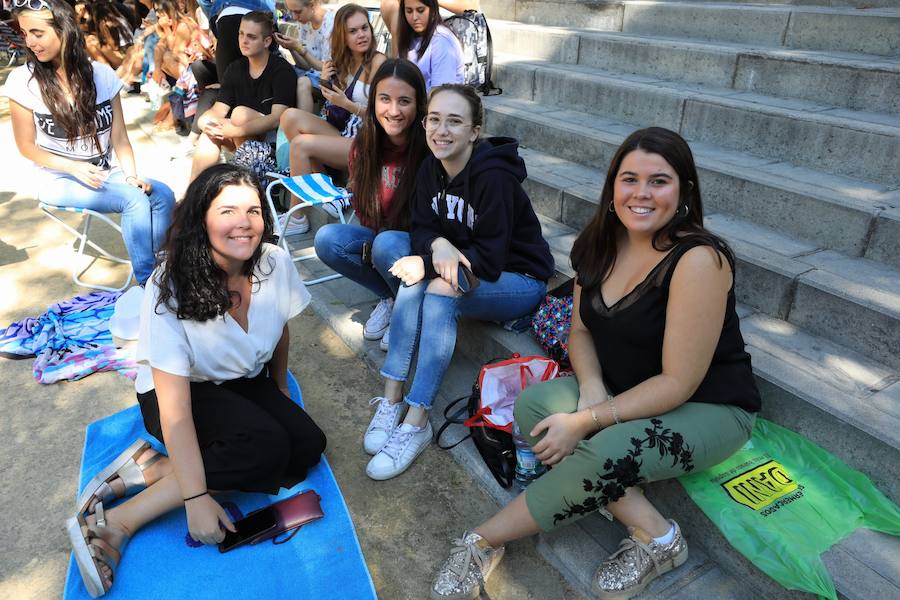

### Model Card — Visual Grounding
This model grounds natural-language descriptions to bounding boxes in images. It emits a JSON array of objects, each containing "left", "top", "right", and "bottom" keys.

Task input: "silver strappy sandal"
[
  {"left": 66, "top": 503, "right": 130, "bottom": 598},
  {"left": 75, "top": 439, "right": 162, "bottom": 515}
]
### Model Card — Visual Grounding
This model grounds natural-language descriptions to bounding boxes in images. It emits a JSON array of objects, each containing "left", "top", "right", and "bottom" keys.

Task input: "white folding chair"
[
  {"left": 265, "top": 173, "right": 356, "bottom": 286},
  {"left": 39, "top": 203, "right": 134, "bottom": 292}
]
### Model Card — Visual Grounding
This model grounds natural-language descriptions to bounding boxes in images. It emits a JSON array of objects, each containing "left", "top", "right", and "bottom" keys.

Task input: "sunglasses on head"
[{"left": 14, "top": 0, "right": 52, "bottom": 10}]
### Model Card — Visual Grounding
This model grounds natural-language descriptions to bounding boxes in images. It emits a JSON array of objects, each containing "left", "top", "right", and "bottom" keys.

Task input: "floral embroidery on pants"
[{"left": 553, "top": 418, "right": 695, "bottom": 524}]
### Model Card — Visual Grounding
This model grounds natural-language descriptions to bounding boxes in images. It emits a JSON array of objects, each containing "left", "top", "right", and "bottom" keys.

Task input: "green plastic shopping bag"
[{"left": 679, "top": 418, "right": 900, "bottom": 599}]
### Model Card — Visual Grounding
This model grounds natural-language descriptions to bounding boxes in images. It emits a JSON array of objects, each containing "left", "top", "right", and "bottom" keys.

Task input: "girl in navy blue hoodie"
[{"left": 363, "top": 83, "right": 554, "bottom": 481}]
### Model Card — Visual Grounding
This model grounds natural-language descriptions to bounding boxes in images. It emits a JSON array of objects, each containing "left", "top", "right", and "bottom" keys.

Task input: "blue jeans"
[
  {"left": 313, "top": 226, "right": 410, "bottom": 299},
  {"left": 381, "top": 272, "right": 547, "bottom": 410},
  {"left": 40, "top": 170, "right": 176, "bottom": 284}
]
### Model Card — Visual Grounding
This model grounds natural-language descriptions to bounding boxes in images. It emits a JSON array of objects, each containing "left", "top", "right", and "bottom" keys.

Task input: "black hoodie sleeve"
[
  {"left": 410, "top": 166, "right": 445, "bottom": 279},
  {"left": 459, "top": 172, "right": 517, "bottom": 282}
]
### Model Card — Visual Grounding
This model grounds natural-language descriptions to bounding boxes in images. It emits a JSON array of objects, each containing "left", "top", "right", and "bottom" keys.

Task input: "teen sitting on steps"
[
  {"left": 273, "top": 0, "right": 334, "bottom": 114},
  {"left": 189, "top": 10, "right": 296, "bottom": 181},
  {"left": 364, "top": 84, "right": 553, "bottom": 481},
  {"left": 429, "top": 128, "right": 762, "bottom": 600},
  {"left": 277, "top": 3, "right": 386, "bottom": 236},
  {"left": 395, "top": 0, "right": 464, "bottom": 92},
  {"left": 313, "top": 58, "right": 429, "bottom": 351}
]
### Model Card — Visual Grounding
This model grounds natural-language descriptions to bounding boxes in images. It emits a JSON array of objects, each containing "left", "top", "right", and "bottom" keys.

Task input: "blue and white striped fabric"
[{"left": 280, "top": 173, "right": 351, "bottom": 207}]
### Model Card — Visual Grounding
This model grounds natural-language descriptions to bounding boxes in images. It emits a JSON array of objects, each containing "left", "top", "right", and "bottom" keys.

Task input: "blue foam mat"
[{"left": 63, "top": 373, "right": 376, "bottom": 600}]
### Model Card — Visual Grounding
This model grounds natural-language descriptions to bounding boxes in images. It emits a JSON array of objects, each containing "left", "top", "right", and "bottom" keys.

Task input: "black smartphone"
[
  {"left": 457, "top": 264, "right": 479, "bottom": 293},
  {"left": 361, "top": 241, "right": 372, "bottom": 266},
  {"left": 218, "top": 507, "right": 278, "bottom": 553}
]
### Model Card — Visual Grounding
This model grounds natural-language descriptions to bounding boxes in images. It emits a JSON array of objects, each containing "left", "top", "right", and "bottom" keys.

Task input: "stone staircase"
[
  {"left": 460, "top": 0, "right": 900, "bottom": 597},
  {"left": 296, "top": 1, "right": 900, "bottom": 597}
]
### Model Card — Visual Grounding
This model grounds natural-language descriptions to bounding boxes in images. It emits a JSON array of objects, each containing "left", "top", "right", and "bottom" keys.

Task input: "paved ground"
[{"left": 0, "top": 65, "right": 582, "bottom": 599}]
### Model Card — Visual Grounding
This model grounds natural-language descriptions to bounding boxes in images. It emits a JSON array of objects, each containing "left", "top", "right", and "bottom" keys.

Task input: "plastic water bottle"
[{"left": 512, "top": 421, "right": 546, "bottom": 488}]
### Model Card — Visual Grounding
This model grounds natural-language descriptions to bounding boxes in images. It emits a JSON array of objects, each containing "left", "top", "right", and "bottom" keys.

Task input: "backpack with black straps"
[{"left": 444, "top": 10, "right": 502, "bottom": 96}]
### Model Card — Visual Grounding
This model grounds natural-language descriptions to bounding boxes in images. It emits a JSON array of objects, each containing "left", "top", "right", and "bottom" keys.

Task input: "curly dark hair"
[{"left": 154, "top": 164, "right": 276, "bottom": 321}]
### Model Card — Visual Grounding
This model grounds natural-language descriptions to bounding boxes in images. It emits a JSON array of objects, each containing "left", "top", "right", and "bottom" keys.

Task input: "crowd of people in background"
[{"left": 2, "top": 1, "right": 765, "bottom": 599}]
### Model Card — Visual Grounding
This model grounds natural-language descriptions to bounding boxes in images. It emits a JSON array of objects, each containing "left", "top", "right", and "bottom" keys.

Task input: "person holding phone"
[
  {"left": 5, "top": 0, "right": 175, "bottom": 286},
  {"left": 67, "top": 164, "right": 327, "bottom": 598},
  {"left": 364, "top": 84, "right": 553, "bottom": 481},
  {"left": 276, "top": 3, "right": 385, "bottom": 235},
  {"left": 273, "top": 0, "right": 334, "bottom": 113},
  {"left": 312, "top": 58, "right": 428, "bottom": 356}
]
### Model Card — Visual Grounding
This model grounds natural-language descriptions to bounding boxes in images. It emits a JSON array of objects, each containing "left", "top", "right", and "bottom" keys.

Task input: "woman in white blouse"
[{"left": 67, "top": 164, "right": 326, "bottom": 598}]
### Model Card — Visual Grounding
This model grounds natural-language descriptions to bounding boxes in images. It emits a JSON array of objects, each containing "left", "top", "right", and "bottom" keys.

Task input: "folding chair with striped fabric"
[{"left": 265, "top": 172, "right": 356, "bottom": 285}]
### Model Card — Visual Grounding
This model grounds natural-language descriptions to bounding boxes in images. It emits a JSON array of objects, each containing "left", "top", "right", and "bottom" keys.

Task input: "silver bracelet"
[{"left": 608, "top": 394, "right": 620, "bottom": 425}]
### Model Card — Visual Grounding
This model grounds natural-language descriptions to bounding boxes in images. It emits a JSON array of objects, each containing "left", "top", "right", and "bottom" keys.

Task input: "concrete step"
[
  {"left": 483, "top": 0, "right": 900, "bottom": 56},
  {"left": 487, "top": 60, "right": 900, "bottom": 185},
  {"left": 482, "top": 97, "right": 900, "bottom": 267},
  {"left": 503, "top": 142, "right": 900, "bottom": 368},
  {"left": 284, "top": 229, "right": 900, "bottom": 600},
  {"left": 489, "top": 21, "right": 900, "bottom": 115}
]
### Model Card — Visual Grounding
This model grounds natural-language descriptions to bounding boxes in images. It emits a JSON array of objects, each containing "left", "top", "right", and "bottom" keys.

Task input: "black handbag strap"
[
  {"left": 435, "top": 394, "right": 473, "bottom": 450},
  {"left": 343, "top": 62, "right": 366, "bottom": 101}
]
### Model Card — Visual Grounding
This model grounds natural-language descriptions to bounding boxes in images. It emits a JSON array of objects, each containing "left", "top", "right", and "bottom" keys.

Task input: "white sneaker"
[
  {"left": 322, "top": 195, "right": 352, "bottom": 220},
  {"left": 379, "top": 326, "right": 389, "bottom": 351},
  {"left": 364, "top": 298, "right": 393, "bottom": 340},
  {"left": 279, "top": 213, "right": 309, "bottom": 236},
  {"left": 366, "top": 421, "right": 433, "bottom": 480},
  {"left": 364, "top": 396, "right": 403, "bottom": 455}
]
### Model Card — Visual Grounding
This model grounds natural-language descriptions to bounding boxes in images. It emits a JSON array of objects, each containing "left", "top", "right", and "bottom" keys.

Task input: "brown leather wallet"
[{"left": 249, "top": 489, "right": 324, "bottom": 545}]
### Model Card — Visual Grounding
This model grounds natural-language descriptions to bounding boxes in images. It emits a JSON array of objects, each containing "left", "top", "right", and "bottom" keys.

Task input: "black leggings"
[{"left": 137, "top": 369, "right": 327, "bottom": 494}]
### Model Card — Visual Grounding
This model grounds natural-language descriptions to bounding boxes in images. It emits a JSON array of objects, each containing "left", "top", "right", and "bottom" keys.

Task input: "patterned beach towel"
[{"left": 0, "top": 292, "right": 138, "bottom": 383}]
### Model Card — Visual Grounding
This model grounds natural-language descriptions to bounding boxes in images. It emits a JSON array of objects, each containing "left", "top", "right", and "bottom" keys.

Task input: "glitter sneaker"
[
  {"left": 363, "top": 396, "right": 403, "bottom": 455},
  {"left": 592, "top": 520, "right": 688, "bottom": 599},
  {"left": 431, "top": 531, "right": 505, "bottom": 600}
]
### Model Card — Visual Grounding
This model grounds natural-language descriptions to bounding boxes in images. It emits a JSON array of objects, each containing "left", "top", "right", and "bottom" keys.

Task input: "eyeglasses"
[
  {"left": 422, "top": 115, "right": 472, "bottom": 132},
  {"left": 14, "top": 0, "right": 51, "bottom": 10}
]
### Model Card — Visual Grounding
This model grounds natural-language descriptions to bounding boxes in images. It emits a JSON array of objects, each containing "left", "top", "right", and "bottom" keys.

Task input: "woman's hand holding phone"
[
  {"left": 186, "top": 494, "right": 236, "bottom": 545},
  {"left": 273, "top": 32, "right": 300, "bottom": 52},
  {"left": 432, "top": 239, "right": 473, "bottom": 291},
  {"left": 68, "top": 162, "right": 108, "bottom": 189}
]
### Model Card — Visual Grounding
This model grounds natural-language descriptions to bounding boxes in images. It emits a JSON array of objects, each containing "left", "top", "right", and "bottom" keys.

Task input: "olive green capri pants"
[{"left": 515, "top": 376, "right": 755, "bottom": 532}]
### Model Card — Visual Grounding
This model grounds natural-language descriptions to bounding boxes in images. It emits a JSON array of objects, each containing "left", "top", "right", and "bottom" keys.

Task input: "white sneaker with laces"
[
  {"left": 379, "top": 326, "right": 389, "bottom": 351},
  {"left": 364, "top": 298, "right": 393, "bottom": 340},
  {"left": 364, "top": 396, "right": 403, "bottom": 455},
  {"left": 322, "top": 196, "right": 352, "bottom": 220},
  {"left": 279, "top": 213, "right": 309, "bottom": 236},
  {"left": 366, "top": 421, "right": 432, "bottom": 480}
]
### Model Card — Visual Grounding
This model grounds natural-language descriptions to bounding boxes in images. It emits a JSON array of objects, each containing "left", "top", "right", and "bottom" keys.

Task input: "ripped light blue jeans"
[{"left": 381, "top": 271, "right": 547, "bottom": 410}]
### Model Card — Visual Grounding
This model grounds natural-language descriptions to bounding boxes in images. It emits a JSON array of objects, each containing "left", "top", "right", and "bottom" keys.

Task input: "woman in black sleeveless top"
[{"left": 429, "top": 128, "right": 761, "bottom": 600}]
